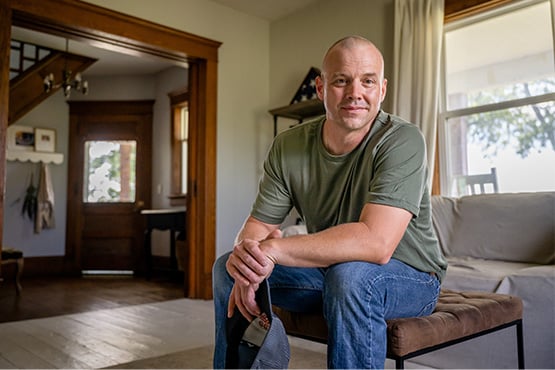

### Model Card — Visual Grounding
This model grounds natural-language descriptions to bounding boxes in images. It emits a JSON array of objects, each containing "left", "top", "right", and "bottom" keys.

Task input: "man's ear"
[
  {"left": 380, "top": 78, "right": 388, "bottom": 103},
  {"left": 315, "top": 75, "right": 325, "bottom": 100}
]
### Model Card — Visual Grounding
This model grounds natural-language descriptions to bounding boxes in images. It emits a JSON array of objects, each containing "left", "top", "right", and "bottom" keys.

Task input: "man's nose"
[{"left": 346, "top": 82, "right": 363, "bottom": 100}]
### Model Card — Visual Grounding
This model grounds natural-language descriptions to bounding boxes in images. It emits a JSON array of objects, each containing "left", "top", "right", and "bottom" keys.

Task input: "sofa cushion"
[
  {"left": 433, "top": 192, "right": 555, "bottom": 264},
  {"left": 441, "top": 256, "right": 539, "bottom": 292}
]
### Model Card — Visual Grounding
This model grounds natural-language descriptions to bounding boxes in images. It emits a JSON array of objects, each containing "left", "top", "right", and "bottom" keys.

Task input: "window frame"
[
  {"left": 437, "top": 0, "right": 555, "bottom": 195},
  {"left": 168, "top": 88, "right": 189, "bottom": 206}
]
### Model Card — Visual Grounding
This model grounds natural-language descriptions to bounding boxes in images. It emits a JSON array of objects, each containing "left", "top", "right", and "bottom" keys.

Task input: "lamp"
[{"left": 43, "top": 39, "right": 89, "bottom": 99}]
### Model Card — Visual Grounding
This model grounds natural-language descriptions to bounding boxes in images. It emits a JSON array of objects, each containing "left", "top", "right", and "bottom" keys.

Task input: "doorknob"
[{"left": 134, "top": 200, "right": 145, "bottom": 212}]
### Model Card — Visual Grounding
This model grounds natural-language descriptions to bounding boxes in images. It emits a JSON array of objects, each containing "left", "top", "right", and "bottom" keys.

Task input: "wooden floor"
[
  {"left": 0, "top": 275, "right": 216, "bottom": 369},
  {"left": 0, "top": 274, "right": 185, "bottom": 323}
]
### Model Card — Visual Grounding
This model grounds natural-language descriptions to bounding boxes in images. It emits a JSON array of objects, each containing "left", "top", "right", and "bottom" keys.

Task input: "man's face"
[{"left": 316, "top": 43, "right": 387, "bottom": 134}]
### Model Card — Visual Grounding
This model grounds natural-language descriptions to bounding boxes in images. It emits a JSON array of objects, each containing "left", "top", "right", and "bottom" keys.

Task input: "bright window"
[
  {"left": 169, "top": 89, "right": 189, "bottom": 206},
  {"left": 440, "top": 0, "right": 555, "bottom": 196},
  {"left": 83, "top": 140, "right": 137, "bottom": 203},
  {"left": 179, "top": 105, "right": 189, "bottom": 194}
]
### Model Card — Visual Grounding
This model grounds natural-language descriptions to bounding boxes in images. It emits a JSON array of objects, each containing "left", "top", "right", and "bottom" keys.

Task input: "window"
[
  {"left": 84, "top": 140, "right": 137, "bottom": 203},
  {"left": 169, "top": 89, "right": 189, "bottom": 206},
  {"left": 439, "top": 0, "right": 555, "bottom": 196}
]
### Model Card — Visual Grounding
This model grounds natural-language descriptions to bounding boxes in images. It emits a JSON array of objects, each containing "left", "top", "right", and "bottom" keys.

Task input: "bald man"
[{"left": 213, "top": 36, "right": 447, "bottom": 369}]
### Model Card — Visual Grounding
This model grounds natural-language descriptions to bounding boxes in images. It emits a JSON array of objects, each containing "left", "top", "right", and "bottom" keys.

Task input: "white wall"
[
  {"left": 269, "top": 0, "right": 395, "bottom": 111},
  {"left": 3, "top": 93, "right": 69, "bottom": 256}
]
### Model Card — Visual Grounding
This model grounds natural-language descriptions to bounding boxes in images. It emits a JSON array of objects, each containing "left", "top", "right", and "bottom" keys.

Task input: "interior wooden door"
[{"left": 66, "top": 101, "right": 153, "bottom": 273}]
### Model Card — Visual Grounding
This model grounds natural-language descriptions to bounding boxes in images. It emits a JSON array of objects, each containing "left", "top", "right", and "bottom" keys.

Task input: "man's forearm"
[
  {"left": 234, "top": 215, "right": 280, "bottom": 245},
  {"left": 260, "top": 203, "right": 412, "bottom": 268}
]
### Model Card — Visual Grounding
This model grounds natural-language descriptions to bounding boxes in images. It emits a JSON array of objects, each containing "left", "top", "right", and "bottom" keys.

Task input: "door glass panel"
[{"left": 84, "top": 140, "right": 137, "bottom": 203}]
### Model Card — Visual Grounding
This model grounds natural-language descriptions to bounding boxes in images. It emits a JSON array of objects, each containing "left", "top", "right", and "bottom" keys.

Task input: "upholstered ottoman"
[{"left": 273, "top": 289, "right": 524, "bottom": 369}]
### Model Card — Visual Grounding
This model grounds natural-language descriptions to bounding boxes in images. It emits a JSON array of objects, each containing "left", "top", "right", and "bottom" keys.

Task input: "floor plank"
[
  {"left": 0, "top": 275, "right": 184, "bottom": 323},
  {"left": 0, "top": 298, "right": 215, "bottom": 369}
]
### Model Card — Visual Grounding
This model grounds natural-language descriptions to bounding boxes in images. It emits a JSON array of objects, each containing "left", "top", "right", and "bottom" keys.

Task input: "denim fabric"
[{"left": 213, "top": 252, "right": 440, "bottom": 369}]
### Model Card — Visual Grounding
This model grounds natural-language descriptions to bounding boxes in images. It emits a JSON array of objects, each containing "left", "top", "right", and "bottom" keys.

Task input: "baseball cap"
[{"left": 225, "top": 279, "right": 291, "bottom": 369}]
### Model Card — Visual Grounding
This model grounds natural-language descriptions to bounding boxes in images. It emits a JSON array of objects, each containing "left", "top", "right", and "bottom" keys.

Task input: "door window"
[{"left": 84, "top": 140, "right": 137, "bottom": 203}]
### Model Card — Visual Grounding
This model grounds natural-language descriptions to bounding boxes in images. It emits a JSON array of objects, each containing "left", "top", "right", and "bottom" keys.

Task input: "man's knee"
[
  {"left": 212, "top": 252, "right": 232, "bottom": 298},
  {"left": 323, "top": 262, "right": 383, "bottom": 302}
]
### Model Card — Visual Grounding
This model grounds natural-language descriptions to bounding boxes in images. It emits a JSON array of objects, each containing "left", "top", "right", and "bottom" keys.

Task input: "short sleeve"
[
  {"left": 250, "top": 139, "right": 293, "bottom": 224},
  {"left": 366, "top": 124, "right": 427, "bottom": 217}
]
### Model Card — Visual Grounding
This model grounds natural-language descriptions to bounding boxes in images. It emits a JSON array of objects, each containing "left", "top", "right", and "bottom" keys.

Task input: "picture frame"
[
  {"left": 34, "top": 128, "right": 56, "bottom": 153},
  {"left": 7, "top": 125, "right": 35, "bottom": 151}
]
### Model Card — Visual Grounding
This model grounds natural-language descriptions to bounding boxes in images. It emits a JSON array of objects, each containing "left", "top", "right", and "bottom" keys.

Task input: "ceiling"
[
  {"left": 11, "top": 0, "right": 319, "bottom": 77},
  {"left": 211, "top": 0, "right": 319, "bottom": 21},
  {"left": 11, "top": 26, "right": 180, "bottom": 77}
]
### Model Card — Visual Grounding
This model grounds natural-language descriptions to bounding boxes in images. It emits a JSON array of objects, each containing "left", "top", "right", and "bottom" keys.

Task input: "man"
[{"left": 213, "top": 35, "right": 447, "bottom": 369}]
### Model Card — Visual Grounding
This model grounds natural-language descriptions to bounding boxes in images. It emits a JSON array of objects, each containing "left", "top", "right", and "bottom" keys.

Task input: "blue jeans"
[{"left": 212, "top": 252, "right": 440, "bottom": 369}]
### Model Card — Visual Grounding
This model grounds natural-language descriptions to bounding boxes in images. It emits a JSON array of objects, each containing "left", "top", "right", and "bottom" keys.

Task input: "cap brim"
[{"left": 225, "top": 279, "right": 290, "bottom": 369}]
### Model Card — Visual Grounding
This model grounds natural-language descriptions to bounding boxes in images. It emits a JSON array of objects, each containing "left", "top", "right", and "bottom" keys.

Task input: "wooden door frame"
[{"left": 1, "top": 0, "right": 220, "bottom": 299}]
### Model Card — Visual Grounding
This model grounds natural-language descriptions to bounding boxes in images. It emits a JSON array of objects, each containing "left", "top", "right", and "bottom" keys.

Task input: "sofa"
[
  {"left": 280, "top": 191, "right": 554, "bottom": 369},
  {"left": 424, "top": 191, "right": 554, "bottom": 369}
]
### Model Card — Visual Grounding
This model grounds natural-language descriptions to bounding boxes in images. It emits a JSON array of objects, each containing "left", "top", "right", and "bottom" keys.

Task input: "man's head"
[{"left": 316, "top": 36, "right": 387, "bottom": 138}]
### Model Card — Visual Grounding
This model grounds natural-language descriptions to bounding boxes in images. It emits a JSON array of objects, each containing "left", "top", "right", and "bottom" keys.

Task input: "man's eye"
[
  {"left": 363, "top": 79, "right": 376, "bottom": 86},
  {"left": 333, "top": 79, "right": 347, "bottom": 86}
]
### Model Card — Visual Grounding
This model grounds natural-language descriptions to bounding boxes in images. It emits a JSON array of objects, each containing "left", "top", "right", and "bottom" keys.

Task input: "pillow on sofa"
[
  {"left": 448, "top": 192, "right": 554, "bottom": 264},
  {"left": 431, "top": 196, "right": 458, "bottom": 257}
]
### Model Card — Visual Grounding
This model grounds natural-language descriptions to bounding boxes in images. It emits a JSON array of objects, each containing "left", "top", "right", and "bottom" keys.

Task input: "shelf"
[
  {"left": 269, "top": 99, "right": 325, "bottom": 121},
  {"left": 7, "top": 150, "right": 64, "bottom": 164},
  {"left": 268, "top": 99, "right": 325, "bottom": 136}
]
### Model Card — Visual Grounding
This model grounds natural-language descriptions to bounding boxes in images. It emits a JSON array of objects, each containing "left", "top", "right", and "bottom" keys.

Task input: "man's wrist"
[
  {"left": 265, "top": 253, "right": 278, "bottom": 265},
  {"left": 261, "top": 239, "right": 279, "bottom": 265}
]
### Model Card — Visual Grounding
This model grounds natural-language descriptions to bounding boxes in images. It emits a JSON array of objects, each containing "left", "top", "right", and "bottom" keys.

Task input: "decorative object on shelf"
[
  {"left": 7, "top": 125, "right": 34, "bottom": 151},
  {"left": 43, "top": 39, "right": 89, "bottom": 99},
  {"left": 269, "top": 67, "right": 325, "bottom": 137},
  {"left": 290, "top": 67, "right": 320, "bottom": 104},
  {"left": 6, "top": 125, "right": 63, "bottom": 164},
  {"left": 34, "top": 128, "right": 56, "bottom": 153}
]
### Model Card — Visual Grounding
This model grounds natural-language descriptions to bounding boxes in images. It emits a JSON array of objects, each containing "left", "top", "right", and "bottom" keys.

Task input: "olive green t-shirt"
[{"left": 251, "top": 111, "right": 447, "bottom": 280}]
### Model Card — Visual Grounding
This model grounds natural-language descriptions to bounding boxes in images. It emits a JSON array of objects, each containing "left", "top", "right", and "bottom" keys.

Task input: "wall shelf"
[
  {"left": 7, "top": 150, "right": 64, "bottom": 164},
  {"left": 269, "top": 99, "right": 325, "bottom": 136}
]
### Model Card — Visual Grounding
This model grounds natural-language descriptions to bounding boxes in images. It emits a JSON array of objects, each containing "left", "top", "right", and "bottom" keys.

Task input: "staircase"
[{"left": 9, "top": 40, "right": 97, "bottom": 125}]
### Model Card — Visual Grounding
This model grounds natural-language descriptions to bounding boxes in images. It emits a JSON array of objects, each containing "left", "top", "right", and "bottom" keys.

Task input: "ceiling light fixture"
[{"left": 43, "top": 39, "right": 89, "bottom": 99}]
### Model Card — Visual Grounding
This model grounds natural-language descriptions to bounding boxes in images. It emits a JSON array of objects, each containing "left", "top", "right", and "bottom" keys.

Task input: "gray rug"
[{"left": 107, "top": 345, "right": 327, "bottom": 369}]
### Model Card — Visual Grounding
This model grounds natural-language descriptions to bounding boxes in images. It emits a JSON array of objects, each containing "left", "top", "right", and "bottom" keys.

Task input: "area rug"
[{"left": 107, "top": 344, "right": 327, "bottom": 369}]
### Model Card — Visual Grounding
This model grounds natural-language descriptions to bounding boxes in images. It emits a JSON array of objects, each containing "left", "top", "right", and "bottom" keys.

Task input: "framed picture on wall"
[
  {"left": 34, "top": 128, "right": 56, "bottom": 153},
  {"left": 7, "top": 125, "right": 35, "bottom": 151}
]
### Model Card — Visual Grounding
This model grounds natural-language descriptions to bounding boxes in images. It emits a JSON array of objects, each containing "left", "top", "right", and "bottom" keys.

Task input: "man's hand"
[
  {"left": 227, "top": 283, "right": 259, "bottom": 320},
  {"left": 226, "top": 229, "right": 282, "bottom": 319},
  {"left": 226, "top": 238, "right": 274, "bottom": 286}
]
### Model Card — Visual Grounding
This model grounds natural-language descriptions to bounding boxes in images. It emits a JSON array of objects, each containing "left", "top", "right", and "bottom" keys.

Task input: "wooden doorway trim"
[{"left": 2, "top": 0, "right": 220, "bottom": 299}]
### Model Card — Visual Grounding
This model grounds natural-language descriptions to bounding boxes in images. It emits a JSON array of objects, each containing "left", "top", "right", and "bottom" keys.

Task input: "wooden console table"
[{"left": 141, "top": 208, "right": 186, "bottom": 278}]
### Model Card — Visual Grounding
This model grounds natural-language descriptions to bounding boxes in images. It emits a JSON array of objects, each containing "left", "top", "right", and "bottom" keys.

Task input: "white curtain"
[{"left": 391, "top": 0, "right": 444, "bottom": 187}]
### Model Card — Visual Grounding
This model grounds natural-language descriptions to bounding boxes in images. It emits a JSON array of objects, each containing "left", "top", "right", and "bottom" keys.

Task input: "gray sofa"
[
  {"left": 282, "top": 191, "right": 554, "bottom": 369},
  {"left": 419, "top": 192, "right": 554, "bottom": 369}
]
